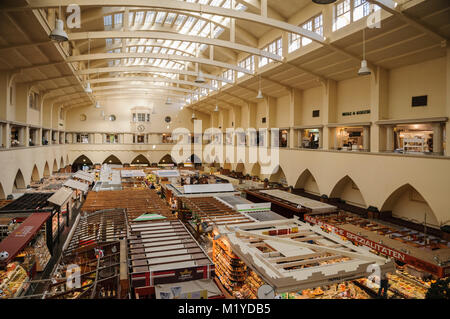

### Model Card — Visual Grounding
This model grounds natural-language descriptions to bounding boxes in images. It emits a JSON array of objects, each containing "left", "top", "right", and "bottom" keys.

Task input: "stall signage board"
[
  {"left": 235, "top": 203, "right": 271, "bottom": 213},
  {"left": 184, "top": 184, "right": 235, "bottom": 194},
  {"left": 0, "top": 212, "right": 51, "bottom": 265},
  {"left": 305, "top": 215, "right": 445, "bottom": 277}
]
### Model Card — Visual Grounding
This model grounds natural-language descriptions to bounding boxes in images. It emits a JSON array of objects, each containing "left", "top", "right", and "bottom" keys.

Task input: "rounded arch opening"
[
  {"left": 31, "top": 165, "right": 40, "bottom": 182},
  {"left": 269, "top": 165, "right": 287, "bottom": 186},
  {"left": 131, "top": 154, "right": 150, "bottom": 166},
  {"left": 381, "top": 184, "right": 441, "bottom": 229},
  {"left": 103, "top": 154, "right": 123, "bottom": 165},
  {"left": 52, "top": 159, "right": 58, "bottom": 173},
  {"left": 43, "top": 162, "right": 50, "bottom": 177},
  {"left": 250, "top": 162, "right": 261, "bottom": 178},
  {"left": 159, "top": 154, "right": 176, "bottom": 165},
  {"left": 0, "top": 183, "right": 5, "bottom": 200},
  {"left": 235, "top": 162, "right": 245, "bottom": 173},
  {"left": 329, "top": 175, "right": 366, "bottom": 208},
  {"left": 72, "top": 155, "right": 94, "bottom": 172},
  {"left": 13, "top": 169, "right": 26, "bottom": 193},
  {"left": 295, "top": 169, "right": 320, "bottom": 196}
]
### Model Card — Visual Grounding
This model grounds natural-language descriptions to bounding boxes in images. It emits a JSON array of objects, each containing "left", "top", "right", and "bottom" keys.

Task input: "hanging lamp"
[
  {"left": 256, "top": 75, "right": 264, "bottom": 99},
  {"left": 49, "top": 5, "right": 68, "bottom": 42},
  {"left": 358, "top": 29, "right": 371, "bottom": 76},
  {"left": 84, "top": 39, "right": 93, "bottom": 93}
]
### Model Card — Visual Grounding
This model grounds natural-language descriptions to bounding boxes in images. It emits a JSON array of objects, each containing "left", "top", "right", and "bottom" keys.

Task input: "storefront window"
[
  {"left": 336, "top": 127, "right": 364, "bottom": 151},
  {"left": 394, "top": 124, "right": 434, "bottom": 154},
  {"left": 134, "top": 134, "right": 145, "bottom": 144},
  {"left": 162, "top": 134, "right": 173, "bottom": 144},
  {"left": 300, "top": 129, "right": 320, "bottom": 149},
  {"left": 10, "top": 126, "right": 20, "bottom": 147},
  {"left": 105, "top": 134, "right": 118, "bottom": 144},
  {"left": 76, "top": 134, "right": 89, "bottom": 144},
  {"left": 279, "top": 130, "right": 288, "bottom": 148}
]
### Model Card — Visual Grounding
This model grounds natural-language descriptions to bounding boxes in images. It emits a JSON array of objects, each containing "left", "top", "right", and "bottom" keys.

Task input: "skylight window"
[
  {"left": 128, "top": 12, "right": 134, "bottom": 26},
  {"left": 103, "top": 15, "right": 112, "bottom": 27},
  {"left": 114, "top": 13, "right": 123, "bottom": 26},
  {"left": 155, "top": 12, "right": 166, "bottom": 24},
  {"left": 165, "top": 13, "right": 176, "bottom": 25},
  {"left": 174, "top": 15, "right": 187, "bottom": 26},
  {"left": 135, "top": 11, "right": 144, "bottom": 24},
  {"left": 144, "top": 11, "right": 154, "bottom": 24}
]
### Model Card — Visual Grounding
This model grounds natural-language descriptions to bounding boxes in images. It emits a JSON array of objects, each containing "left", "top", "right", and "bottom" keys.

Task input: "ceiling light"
[
  {"left": 195, "top": 71, "right": 205, "bottom": 84},
  {"left": 256, "top": 75, "right": 264, "bottom": 99},
  {"left": 358, "top": 60, "right": 371, "bottom": 76},
  {"left": 256, "top": 89, "right": 264, "bottom": 99},
  {"left": 152, "top": 145, "right": 156, "bottom": 149},
  {"left": 214, "top": 105, "right": 219, "bottom": 112},
  {"left": 49, "top": 19, "right": 68, "bottom": 42},
  {"left": 191, "top": 112, "right": 196, "bottom": 119},
  {"left": 84, "top": 82, "right": 93, "bottom": 93},
  {"left": 180, "top": 106, "right": 184, "bottom": 110},
  {"left": 312, "top": 0, "right": 337, "bottom": 4},
  {"left": 358, "top": 28, "right": 371, "bottom": 76}
]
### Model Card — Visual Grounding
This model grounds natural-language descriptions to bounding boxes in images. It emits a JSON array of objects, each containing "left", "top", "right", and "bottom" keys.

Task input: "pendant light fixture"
[
  {"left": 312, "top": 0, "right": 337, "bottom": 4},
  {"left": 95, "top": 101, "right": 101, "bottom": 108},
  {"left": 195, "top": 70, "right": 206, "bottom": 84},
  {"left": 84, "top": 39, "right": 93, "bottom": 93},
  {"left": 49, "top": 4, "right": 68, "bottom": 42},
  {"left": 214, "top": 96, "right": 219, "bottom": 112},
  {"left": 358, "top": 29, "right": 371, "bottom": 76},
  {"left": 256, "top": 75, "right": 264, "bottom": 99}
]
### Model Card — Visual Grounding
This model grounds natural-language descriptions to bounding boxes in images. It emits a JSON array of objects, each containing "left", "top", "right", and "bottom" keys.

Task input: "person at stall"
[
  {"left": 170, "top": 200, "right": 178, "bottom": 215},
  {"left": 377, "top": 272, "right": 389, "bottom": 299}
]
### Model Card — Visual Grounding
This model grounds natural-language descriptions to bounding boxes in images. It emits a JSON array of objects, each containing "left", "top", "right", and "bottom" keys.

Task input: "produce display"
[
  {"left": 0, "top": 262, "right": 29, "bottom": 299},
  {"left": 213, "top": 238, "right": 247, "bottom": 294},
  {"left": 25, "top": 234, "right": 50, "bottom": 272},
  {"left": 356, "top": 269, "right": 433, "bottom": 299},
  {"left": 285, "top": 282, "right": 371, "bottom": 299}
]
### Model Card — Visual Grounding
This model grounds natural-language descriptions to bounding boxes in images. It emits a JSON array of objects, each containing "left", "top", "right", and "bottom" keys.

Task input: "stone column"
[
  {"left": 385, "top": 125, "right": 394, "bottom": 152},
  {"left": 363, "top": 126, "right": 370, "bottom": 151},
  {"left": 432, "top": 123, "right": 443, "bottom": 154}
]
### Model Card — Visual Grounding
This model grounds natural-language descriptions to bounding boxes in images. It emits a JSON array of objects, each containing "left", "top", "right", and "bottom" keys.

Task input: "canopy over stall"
[
  {"left": 128, "top": 220, "right": 215, "bottom": 289},
  {"left": 259, "top": 189, "right": 337, "bottom": 213},
  {"left": 73, "top": 171, "right": 95, "bottom": 183},
  {"left": 120, "top": 170, "right": 146, "bottom": 178},
  {"left": 0, "top": 212, "right": 51, "bottom": 266},
  {"left": 216, "top": 196, "right": 286, "bottom": 222},
  {"left": 47, "top": 187, "right": 73, "bottom": 207},
  {"left": 63, "top": 179, "right": 89, "bottom": 193},
  {"left": 217, "top": 219, "right": 395, "bottom": 294}
]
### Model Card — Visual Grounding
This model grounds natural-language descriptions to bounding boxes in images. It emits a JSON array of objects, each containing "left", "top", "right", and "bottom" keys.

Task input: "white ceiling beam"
[
  {"left": 88, "top": 76, "right": 212, "bottom": 89},
  {"left": 23, "top": 0, "right": 325, "bottom": 42},
  {"left": 67, "top": 52, "right": 253, "bottom": 74},
  {"left": 92, "top": 84, "right": 194, "bottom": 94},
  {"left": 77, "top": 66, "right": 233, "bottom": 83},
  {"left": 68, "top": 31, "right": 283, "bottom": 61}
]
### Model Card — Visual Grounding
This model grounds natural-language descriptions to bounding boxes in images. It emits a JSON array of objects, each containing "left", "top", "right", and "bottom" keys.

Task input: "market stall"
[
  {"left": 42, "top": 209, "right": 128, "bottom": 299},
  {"left": 0, "top": 213, "right": 51, "bottom": 298},
  {"left": 128, "top": 219, "right": 217, "bottom": 299},
  {"left": 214, "top": 219, "right": 395, "bottom": 298},
  {"left": 304, "top": 211, "right": 450, "bottom": 279}
]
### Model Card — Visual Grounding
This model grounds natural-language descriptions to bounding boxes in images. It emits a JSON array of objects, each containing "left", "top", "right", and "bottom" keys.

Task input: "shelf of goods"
[
  {"left": 0, "top": 262, "right": 29, "bottom": 299},
  {"left": 357, "top": 269, "right": 431, "bottom": 299},
  {"left": 213, "top": 238, "right": 247, "bottom": 296},
  {"left": 284, "top": 282, "right": 371, "bottom": 299}
]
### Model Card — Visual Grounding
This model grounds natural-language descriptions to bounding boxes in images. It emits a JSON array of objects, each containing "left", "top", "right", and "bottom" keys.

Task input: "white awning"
[
  {"left": 184, "top": 183, "right": 234, "bottom": 194},
  {"left": 63, "top": 179, "right": 89, "bottom": 193},
  {"left": 120, "top": 170, "right": 146, "bottom": 178},
  {"left": 47, "top": 187, "right": 73, "bottom": 206},
  {"left": 73, "top": 171, "right": 95, "bottom": 183}
]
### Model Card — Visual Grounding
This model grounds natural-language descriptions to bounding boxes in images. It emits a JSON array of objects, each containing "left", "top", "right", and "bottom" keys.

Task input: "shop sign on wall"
[{"left": 342, "top": 109, "right": 371, "bottom": 117}]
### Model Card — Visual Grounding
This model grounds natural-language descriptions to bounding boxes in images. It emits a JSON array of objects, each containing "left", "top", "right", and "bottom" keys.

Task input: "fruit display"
[
  {"left": 0, "top": 262, "right": 29, "bottom": 299},
  {"left": 287, "top": 282, "right": 371, "bottom": 299}
]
